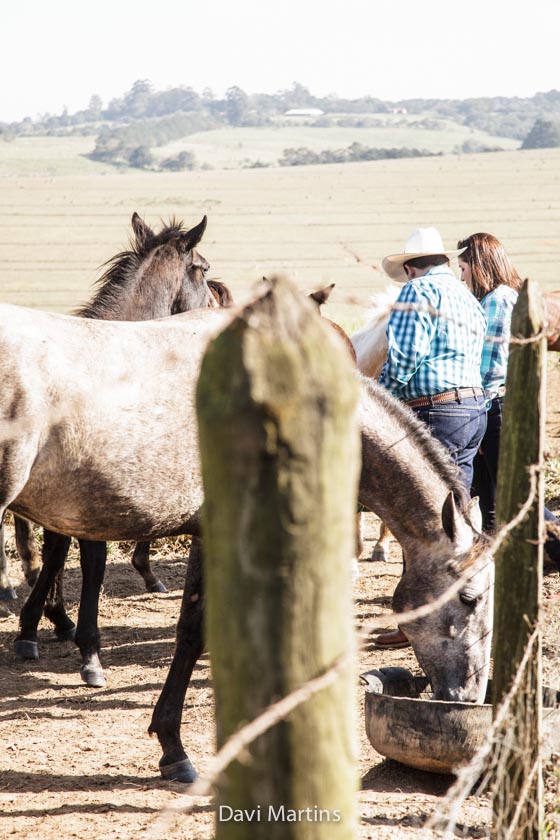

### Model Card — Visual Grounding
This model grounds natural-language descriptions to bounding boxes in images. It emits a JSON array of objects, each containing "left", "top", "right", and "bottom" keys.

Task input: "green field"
[
  {"left": 0, "top": 148, "right": 558, "bottom": 332},
  {"left": 153, "top": 117, "right": 519, "bottom": 170},
  {"left": 0, "top": 115, "right": 519, "bottom": 177},
  {"left": 0, "top": 136, "right": 116, "bottom": 177}
]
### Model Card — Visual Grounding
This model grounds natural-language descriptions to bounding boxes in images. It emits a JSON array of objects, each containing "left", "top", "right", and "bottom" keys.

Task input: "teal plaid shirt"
[
  {"left": 480, "top": 285, "right": 518, "bottom": 400},
  {"left": 379, "top": 266, "right": 487, "bottom": 400}
]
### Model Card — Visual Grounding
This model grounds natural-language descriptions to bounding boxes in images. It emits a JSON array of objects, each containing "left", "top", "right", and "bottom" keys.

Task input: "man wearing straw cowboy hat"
[{"left": 375, "top": 226, "right": 488, "bottom": 649}]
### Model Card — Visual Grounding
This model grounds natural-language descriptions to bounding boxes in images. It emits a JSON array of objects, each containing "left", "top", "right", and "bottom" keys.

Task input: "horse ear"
[
  {"left": 441, "top": 491, "right": 474, "bottom": 553},
  {"left": 465, "top": 496, "right": 483, "bottom": 533},
  {"left": 131, "top": 213, "right": 154, "bottom": 247},
  {"left": 308, "top": 284, "right": 335, "bottom": 308},
  {"left": 184, "top": 216, "right": 207, "bottom": 251}
]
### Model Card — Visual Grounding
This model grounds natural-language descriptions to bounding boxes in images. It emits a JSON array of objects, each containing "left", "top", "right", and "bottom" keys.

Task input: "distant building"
[
  {"left": 284, "top": 108, "right": 324, "bottom": 117},
  {"left": 390, "top": 107, "right": 408, "bottom": 115}
]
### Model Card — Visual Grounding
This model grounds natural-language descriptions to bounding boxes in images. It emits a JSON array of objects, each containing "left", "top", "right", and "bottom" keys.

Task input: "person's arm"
[{"left": 379, "top": 282, "right": 438, "bottom": 397}]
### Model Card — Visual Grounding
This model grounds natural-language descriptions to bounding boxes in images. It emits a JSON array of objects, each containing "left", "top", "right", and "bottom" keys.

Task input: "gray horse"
[
  {"left": 0, "top": 292, "right": 493, "bottom": 780},
  {"left": 0, "top": 211, "right": 214, "bottom": 601}
]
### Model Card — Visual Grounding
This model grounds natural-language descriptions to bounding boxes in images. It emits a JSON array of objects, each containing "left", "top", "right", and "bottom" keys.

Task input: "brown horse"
[
  {"left": 545, "top": 290, "right": 560, "bottom": 351},
  {"left": 0, "top": 212, "right": 216, "bottom": 601}
]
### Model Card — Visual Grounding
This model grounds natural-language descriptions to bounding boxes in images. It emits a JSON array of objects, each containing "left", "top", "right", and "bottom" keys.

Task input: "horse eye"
[{"left": 459, "top": 590, "right": 479, "bottom": 607}]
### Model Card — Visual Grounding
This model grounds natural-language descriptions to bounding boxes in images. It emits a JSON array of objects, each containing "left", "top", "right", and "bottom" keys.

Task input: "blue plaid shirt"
[
  {"left": 480, "top": 285, "right": 518, "bottom": 401},
  {"left": 379, "top": 266, "right": 487, "bottom": 400}
]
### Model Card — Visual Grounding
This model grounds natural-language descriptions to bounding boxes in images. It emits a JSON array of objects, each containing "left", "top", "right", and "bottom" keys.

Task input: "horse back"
[{"left": 1, "top": 305, "right": 232, "bottom": 540}]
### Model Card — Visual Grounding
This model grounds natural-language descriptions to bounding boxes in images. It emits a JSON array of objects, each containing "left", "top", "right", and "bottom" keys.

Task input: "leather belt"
[{"left": 406, "top": 387, "right": 484, "bottom": 409}]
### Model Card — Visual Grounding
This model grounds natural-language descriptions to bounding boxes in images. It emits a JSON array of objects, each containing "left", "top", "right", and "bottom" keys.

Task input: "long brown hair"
[{"left": 457, "top": 232, "right": 522, "bottom": 301}]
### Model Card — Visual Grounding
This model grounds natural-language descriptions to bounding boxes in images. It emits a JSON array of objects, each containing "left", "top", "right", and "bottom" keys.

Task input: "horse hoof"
[
  {"left": 370, "top": 547, "right": 390, "bottom": 563},
  {"left": 159, "top": 757, "right": 198, "bottom": 783},
  {"left": 14, "top": 639, "right": 39, "bottom": 660},
  {"left": 80, "top": 665, "right": 106, "bottom": 688},
  {"left": 0, "top": 585, "right": 17, "bottom": 601},
  {"left": 55, "top": 624, "right": 76, "bottom": 642},
  {"left": 148, "top": 580, "right": 167, "bottom": 594}
]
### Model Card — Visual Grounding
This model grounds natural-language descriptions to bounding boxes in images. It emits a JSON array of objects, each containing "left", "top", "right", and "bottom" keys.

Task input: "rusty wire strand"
[
  {"left": 140, "top": 459, "right": 545, "bottom": 838},
  {"left": 0, "top": 291, "right": 553, "bottom": 839},
  {"left": 423, "top": 626, "right": 541, "bottom": 839}
]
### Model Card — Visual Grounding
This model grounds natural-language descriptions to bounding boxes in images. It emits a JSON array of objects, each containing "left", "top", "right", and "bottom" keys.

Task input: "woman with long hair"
[{"left": 458, "top": 232, "right": 560, "bottom": 567}]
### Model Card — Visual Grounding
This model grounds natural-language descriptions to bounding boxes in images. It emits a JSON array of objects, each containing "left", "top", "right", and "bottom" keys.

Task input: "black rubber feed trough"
[{"left": 362, "top": 667, "right": 560, "bottom": 775}]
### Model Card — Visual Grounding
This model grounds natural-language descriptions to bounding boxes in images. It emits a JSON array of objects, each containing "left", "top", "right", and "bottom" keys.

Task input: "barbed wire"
[
  {"left": 1, "top": 286, "right": 555, "bottom": 839},
  {"left": 422, "top": 625, "right": 541, "bottom": 839},
  {"left": 138, "top": 457, "right": 547, "bottom": 839},
  {"left": 358, "top": 296, "right": 556, "bottom": 346},
  {"left": 360, "top": 460, "right": 542, "bottom": 640},
  {"left": 139, "top": 650, "right": 354, "bottom": 839}
]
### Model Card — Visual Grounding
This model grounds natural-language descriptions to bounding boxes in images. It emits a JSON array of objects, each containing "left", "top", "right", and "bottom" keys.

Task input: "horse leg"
[
  {"left": 355, "top": 512, "right": 364, "bottom": 557},
  {"left": 14, "top": 515, "right": 41, "bottom": 587},
  {"left": 131, "top": 541, "right": 167, "bottom": 593},
  {"left": 148, "top": 536, "right": 204, "bottom": 782},
  {"left": 351, "top": 512, "right": 364, "bottom": 582},
  {"left": 371, "top": 521, "right": 393, "bottom": 562},
  {"left": 75, "top": 539, "right": 107, "bottom": 688},
  {"left": 0, "top": 520, "right": 16, "bottom": 601},
  {"left": 42, "top": 534, "right": 76, "bottom": 642},
  {"left": 15, "top": 530, "right": 73, "bottom": 659}
]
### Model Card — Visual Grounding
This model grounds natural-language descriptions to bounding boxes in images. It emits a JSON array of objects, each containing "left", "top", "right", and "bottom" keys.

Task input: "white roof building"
[{"left": 284, "top": 108, "right": 324, "bottom": 117}]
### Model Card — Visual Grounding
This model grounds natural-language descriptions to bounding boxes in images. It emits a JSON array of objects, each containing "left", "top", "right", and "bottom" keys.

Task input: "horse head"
[
  {"left": 77, "top": 214, "right": 214, "bottom": 320},
  {"left": 140, "top": 214, "right": 212, "bottom": 314},
  {"left": 392, "top": 492, "right": 494, "bottom": 704}
]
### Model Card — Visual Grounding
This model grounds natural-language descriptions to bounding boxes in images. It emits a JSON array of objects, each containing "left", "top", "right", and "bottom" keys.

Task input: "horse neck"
[{"left": 358, "top": 386, "right": 453, "bottom": 552}]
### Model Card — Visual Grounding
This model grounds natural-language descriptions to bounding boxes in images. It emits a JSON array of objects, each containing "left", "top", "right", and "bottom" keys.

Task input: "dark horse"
[
  {"left": 2, "top": 285, "right": 493, "bottom": 782},
  {"left": 0, "top": 211, "right": 218, "bottom": 602}
]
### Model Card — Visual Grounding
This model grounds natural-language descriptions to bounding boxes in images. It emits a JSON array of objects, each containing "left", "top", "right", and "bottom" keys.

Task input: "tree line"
[{"left": 1, "top": 80, "right": 559, "bottom": 170}]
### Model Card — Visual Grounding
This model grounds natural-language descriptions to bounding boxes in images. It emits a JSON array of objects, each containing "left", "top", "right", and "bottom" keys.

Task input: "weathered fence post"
[
  {"left": 196, "top": 275, "right": 360, "bottom": 839},
  {"left": 491, "top": 278, "right": 545, "bottom": 839}
]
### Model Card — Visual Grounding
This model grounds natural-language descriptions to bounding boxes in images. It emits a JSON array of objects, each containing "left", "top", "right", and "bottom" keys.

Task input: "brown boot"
[{"left": 373, "top": 627, "right": 410, "bottom": 650}]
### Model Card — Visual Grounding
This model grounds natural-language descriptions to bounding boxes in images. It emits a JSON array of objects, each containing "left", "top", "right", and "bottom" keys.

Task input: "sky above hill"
[{"left": 2, "top": 0, "right": 559, "bottom": 122}]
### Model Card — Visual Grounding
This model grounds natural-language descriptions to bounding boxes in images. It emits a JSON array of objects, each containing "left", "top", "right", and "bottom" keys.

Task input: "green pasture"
[
  {"left": 153, "top": 119, "right": 518, "bottom": 170},
  {"left": 0, "top": 148, "right": 558, "bottom": 333},
  {"left": 0, "top": 136, "right": 115, "bottom": 177},
  {"left": 0, "top": 115, "right": 519, "bottom": 178}
]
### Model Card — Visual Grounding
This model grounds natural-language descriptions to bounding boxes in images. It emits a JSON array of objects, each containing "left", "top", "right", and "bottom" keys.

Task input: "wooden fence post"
[
  {"left": 491, "top": 278, "right": 545, "bottom": 839},
  {"left": 196, "top": 275, "right": 360, "bottom": 840}
]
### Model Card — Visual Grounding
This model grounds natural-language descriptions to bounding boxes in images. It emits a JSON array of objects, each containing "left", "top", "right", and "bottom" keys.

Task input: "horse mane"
[
  {"left": 208, "top": 279, "right": 234, "bottom": 307},
  {"left": 73, "top": 218, "right": 188, "bottom": 319},
  {"left": 361, "top": 376, "right": 470, "bottom": 512}
]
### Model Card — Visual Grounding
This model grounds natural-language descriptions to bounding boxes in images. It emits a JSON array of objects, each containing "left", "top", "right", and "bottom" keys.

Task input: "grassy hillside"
[
  {"left": 152, "top": 117, "right": 519, "bottom": 170},
  {"left": 0, "top": 148, "right": 558, "bottom": 332},
  {"left": 0, "top": 114, "right": 520, "bottom": 177},
  {"left": 0, "top": 136, "right": 118, "bottom": 176}
]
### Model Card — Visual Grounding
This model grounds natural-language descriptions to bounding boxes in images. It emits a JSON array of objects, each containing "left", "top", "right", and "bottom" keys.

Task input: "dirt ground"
[{"left": 1, "top": 367, "right": 560, "bottom": 840}]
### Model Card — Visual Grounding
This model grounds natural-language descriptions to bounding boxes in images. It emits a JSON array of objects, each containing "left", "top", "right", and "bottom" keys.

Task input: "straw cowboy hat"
[{"left": 382, "top": 227, "right": 466, "bottom": 283}]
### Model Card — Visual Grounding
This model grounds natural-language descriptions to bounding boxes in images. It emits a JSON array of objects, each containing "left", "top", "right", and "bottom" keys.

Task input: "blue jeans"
[
  {"left": 471, "top": 396, "right": 560, "bottom": 567},
  {"left": 413, "top": 395, "right": 487, "bottom": 491}
]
